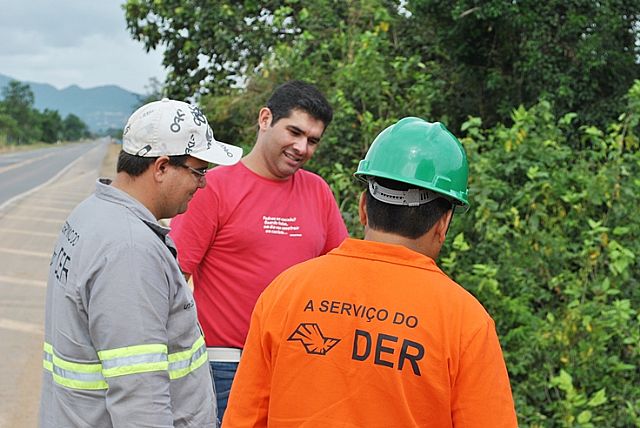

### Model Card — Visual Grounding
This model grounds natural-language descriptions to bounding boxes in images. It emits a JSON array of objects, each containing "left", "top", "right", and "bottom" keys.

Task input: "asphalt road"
[
  {"left": 0, "top": 140, "right": 107, "bottom": 209},
  {"left": 0, "top": 139, "right": 110, "bottom": 427}
]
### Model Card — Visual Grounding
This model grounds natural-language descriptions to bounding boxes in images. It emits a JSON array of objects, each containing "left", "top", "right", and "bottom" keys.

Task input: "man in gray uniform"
[{"left": 39, "top": 98, "right": 243, "bottom": 427}]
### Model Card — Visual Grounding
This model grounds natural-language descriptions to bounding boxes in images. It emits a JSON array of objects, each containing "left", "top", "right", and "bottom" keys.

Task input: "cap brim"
[{"left": 191, "top": 140, "right": 243, "bottom": 166}]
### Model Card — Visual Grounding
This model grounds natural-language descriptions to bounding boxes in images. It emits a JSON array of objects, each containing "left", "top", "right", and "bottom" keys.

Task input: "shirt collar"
[
  {"left": 95, "top": 178, "right": 170, "bottom": 238},
  {"left": 330, "top": 238, "right": 441, "bottom": 272}
]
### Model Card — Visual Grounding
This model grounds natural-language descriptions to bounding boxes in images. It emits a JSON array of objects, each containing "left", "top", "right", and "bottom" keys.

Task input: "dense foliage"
[
  {"left": 124, "top": 0, "right": 640, "bottom": 130},
  {"left": 0, "top": 81, "right": 90, "bottom": 146},
  {"left": 406, "top": 0, "right": 640, "bottom": 130},
  {"left": 123, "top": 1, "right": 640, "bottom": 425},
  {"left": 443, "top": 91, "right": 640, "bottom": 426}
]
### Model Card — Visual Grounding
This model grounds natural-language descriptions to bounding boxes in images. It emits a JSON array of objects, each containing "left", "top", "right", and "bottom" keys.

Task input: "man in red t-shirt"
[
  {"left": 170, "top": 80, "right": 348, "bottom": 421},
  {"left": 224, "top": 118, "right": 518, "bottom": 427}
]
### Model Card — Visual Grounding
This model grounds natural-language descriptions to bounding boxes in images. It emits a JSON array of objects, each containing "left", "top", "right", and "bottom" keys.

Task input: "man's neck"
[
  {"left": 241, "top": 149, "right": 291, "bottom": 181},
  {"left": 111, "top": 173, "right": 160, "bottom": 219},
  {"left": 363, "top": 228, "right": 440, "bottom": 260},
  {"left": 240, "top": 150, "right": 263, "bottom": 176}
]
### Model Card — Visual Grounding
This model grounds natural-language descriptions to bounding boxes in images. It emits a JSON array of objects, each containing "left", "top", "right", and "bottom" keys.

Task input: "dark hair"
[
  {"left": 116, "top": 150, "right": 189, "bottom": 177},
  {"left": 365, "top": 177, "right": 453, "bottom": 239},
  {"left": 266, "top": 80, "right": 333, "bottom": 128}
]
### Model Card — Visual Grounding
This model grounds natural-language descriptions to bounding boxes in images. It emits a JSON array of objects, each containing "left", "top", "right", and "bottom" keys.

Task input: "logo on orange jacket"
[{"left": 287, "top": 323, "right": 340, "bottom": 355}]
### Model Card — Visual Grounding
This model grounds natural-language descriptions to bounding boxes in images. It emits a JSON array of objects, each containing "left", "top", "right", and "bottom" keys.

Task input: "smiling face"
[{"left": 249, "top": 107, "right": 326, "bottom": 180}]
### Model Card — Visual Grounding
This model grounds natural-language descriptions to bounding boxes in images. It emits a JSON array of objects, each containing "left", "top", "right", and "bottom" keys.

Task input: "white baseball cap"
[{"left": 122, "top": 98, "right": 242, "bottom": 165}]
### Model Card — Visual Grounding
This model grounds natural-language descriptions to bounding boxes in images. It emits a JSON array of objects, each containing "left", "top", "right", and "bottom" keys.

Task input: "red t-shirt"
[
  {"left": 170, "top": 162, "right": 348, "bottom": 348},
  {"left": 225, "top": 238, "right": 518, "bottom": 427}
]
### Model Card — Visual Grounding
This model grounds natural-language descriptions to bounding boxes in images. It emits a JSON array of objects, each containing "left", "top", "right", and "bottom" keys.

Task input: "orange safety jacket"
[{"left": 224, "top": 238, "right": 517, "bottom": 427}]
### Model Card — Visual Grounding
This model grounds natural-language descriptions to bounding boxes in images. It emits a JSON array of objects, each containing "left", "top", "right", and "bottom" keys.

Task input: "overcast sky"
[{"left": 0, "top": 1, "right": 165, "bottom": 94}]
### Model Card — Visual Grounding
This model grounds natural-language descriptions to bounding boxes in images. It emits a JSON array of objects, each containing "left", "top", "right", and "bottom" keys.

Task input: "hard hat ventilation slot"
[{"left": 368, "top": 180, "right": 438, "bottom": 207}]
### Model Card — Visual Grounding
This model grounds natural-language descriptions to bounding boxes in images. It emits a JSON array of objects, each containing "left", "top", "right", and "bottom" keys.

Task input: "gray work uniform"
[{"left": 39, "top": 179, "right": 216, "bottom": 428}]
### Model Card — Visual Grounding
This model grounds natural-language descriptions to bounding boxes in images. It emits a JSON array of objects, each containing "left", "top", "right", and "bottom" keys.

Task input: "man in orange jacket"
[{"left": 224, "top": 117, "right": 518, "bottom": 427}]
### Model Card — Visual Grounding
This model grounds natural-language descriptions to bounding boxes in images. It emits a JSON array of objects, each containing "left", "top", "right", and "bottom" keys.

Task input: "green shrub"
[{"left": 435, "top": 85, "right": 640, "bottom": 426}]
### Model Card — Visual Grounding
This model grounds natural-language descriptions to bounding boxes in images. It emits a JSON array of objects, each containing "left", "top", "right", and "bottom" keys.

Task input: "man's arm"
[
  {"left": 87, "top": 244, "right": 175, "bottom": 427},
  {"left": 451, "top": 317, "right": 518, "bottom": 427}
]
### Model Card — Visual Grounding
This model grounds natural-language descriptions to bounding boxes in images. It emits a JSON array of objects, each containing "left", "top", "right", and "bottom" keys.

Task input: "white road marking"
[
  {"left": 1, "top": 215, "right": 63, "bottom": 224},
  {"left": 0, "top": 318, "right": 44, "bottom": 336},
  {"left": 0, "top": 275, "right": 46, "bottom": 288},
  {"left": 15, "top": 205, "right": 72, "bottom": 213},
  {"left": 0, "top": 228, "right": 57, "bottom": 238},
  {"left": 0, "top": 142, "right": 102, "bottom": 213},
  {"left": 0, "top": 247, "right": 50, "bottom": 258},
  {"left": 0, "top": 152, "right": 55, "bottom": 175}
]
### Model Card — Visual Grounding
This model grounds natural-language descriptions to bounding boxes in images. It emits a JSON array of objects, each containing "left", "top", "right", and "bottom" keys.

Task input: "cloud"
[{"left": 0, "top": 0, "right": 165, "bottom": 94}]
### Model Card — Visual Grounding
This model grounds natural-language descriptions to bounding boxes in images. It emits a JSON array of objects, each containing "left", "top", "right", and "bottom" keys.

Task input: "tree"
[
  {"left": 38, "top": 109, "right": 63, "bottom": 143},
  {"left": 401, "top": 0, "right": 640, "bottom": 130},
  {"left": 123, "top": 1, "right": 299, "bottom": 99},
  {"left": 136, "top": 77, "right": 166, "bottom": 108},
  {"left": 1, "top": 80, "right": 38, "bottom": 144},
  {"left": 0, "top": 110, "right": 18, "bottom": 146},
  {"left": 62, "top": 114, "right": 90, "bottom": 141},
  {"left": 124, "top": 0, "right": 640, "bottom": 131}
]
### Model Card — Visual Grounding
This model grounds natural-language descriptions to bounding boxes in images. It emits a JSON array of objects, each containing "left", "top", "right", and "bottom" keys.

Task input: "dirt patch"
[{"left": 100, "top": 143, "right": 121, "bottom": 179}]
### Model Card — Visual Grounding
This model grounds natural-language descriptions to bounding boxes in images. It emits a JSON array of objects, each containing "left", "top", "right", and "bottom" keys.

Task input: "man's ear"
[
  {"left": 258, "top": 107, "right": 273, "bottom": 130},
  {"left": 152, "top": 156, "right": 171, "bottom": 182},
  {"left": 435, "top": 209, "right": 453, "bottom": 244},
  {"left": 358, "top": 191, "right": 368, "bottom": 226}
]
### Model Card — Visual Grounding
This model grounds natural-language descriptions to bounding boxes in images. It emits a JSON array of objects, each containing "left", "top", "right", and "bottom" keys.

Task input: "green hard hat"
[{"left": 355, "top": 117, "right": 469, "bottom": 212}]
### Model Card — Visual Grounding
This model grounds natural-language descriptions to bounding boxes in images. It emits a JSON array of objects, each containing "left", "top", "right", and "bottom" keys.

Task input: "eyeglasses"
[{"left": 178, "top": 164, "right": 209, "bottom": 178}]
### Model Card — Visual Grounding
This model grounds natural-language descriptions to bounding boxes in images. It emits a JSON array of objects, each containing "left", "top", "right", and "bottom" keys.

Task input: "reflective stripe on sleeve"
[
  {"left": 98, "top": 344, "right": 168, "bottom": 378},
  {"left": 43, "top": 336, "right": 207, "bottom": 390},
  {"left": 168, "top": 335, "right": 207, "bottom": 379},
  {"left": 43, "top": 342, "right": 108, "bottom": 390},
  {"left": 43, "top": 342, "right": 53, "bottom": 372}
]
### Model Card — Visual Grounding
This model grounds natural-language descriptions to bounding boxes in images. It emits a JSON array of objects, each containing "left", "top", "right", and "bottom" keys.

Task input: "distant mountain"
[{"left": 0, "top": 73, "right": 143, "bottom": 133}]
